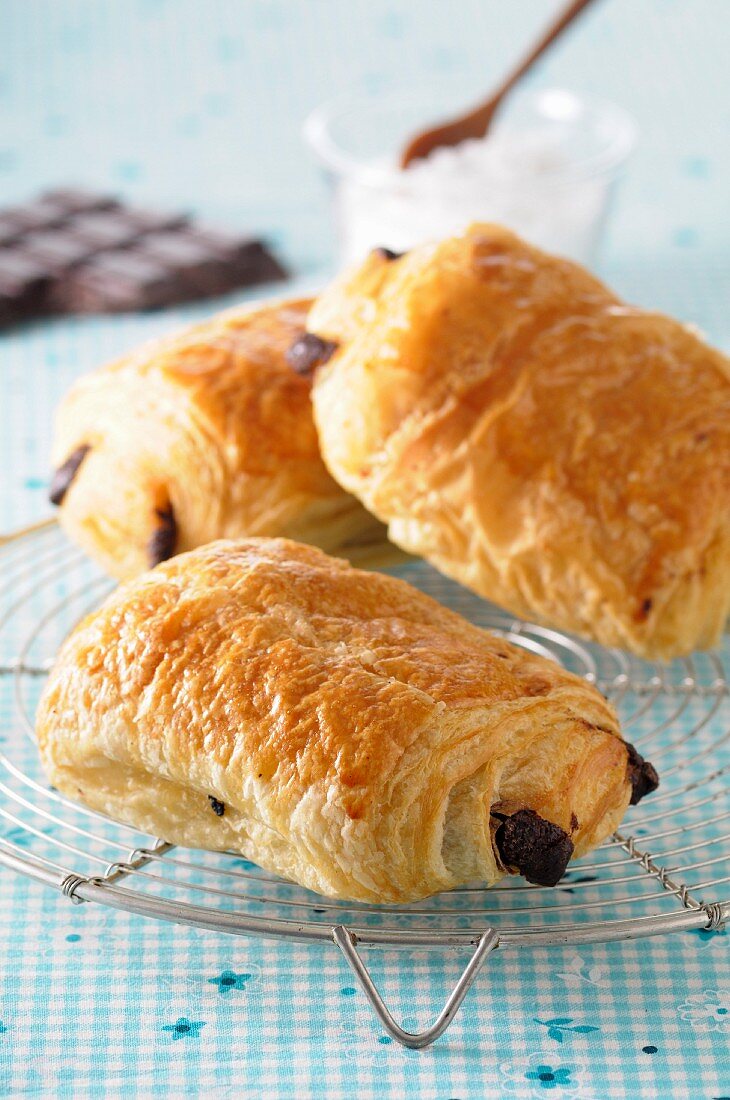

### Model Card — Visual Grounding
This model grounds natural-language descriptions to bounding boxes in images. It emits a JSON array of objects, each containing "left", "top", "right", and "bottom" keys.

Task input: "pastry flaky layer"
[
  {"left": 308, "top": 226, "right": 730, "bottom": 660},
  {"left": 36, "top": 538, "right": 657, "bottom": 904},
  {"left": 48, "top": 298, "right": 384, "bottom": 580}
]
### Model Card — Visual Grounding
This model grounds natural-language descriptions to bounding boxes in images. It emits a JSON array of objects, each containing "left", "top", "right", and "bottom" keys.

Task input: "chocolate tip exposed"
[
  {"left": 373, "top": 246, "right": 404, "bottom": 261},
  {"left": 147, "top": 503, "right": 177, "bottom": 568},
  {"left": 208, "top": 795, "right": 225, "bottom": 817},
  {"left": 285, "top": 332, "right": 339, "bottom": 376},
  {"left": 625, "top": 741, "right": 660, "bottom": 804},
  {"left": 49, "top": 444, "right": 91, "bottom": 506},
  {"left": 493, "top": 808, "right": 574, "bottom": 887}
]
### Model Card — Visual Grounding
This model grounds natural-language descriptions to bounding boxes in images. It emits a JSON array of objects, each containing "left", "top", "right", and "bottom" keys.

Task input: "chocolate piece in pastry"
[
  {"left": 308, "top": 225, "right": 730, "bottom": 660},
  {"left": 36, "top": 538, "right": 656, "bottom": 903},
  {"left": 49, "top": 299, "right": 384, "bottom": 579}
]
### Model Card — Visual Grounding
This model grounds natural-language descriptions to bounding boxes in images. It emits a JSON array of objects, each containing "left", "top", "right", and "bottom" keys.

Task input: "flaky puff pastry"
[
  {"left": 48, "top": 298, "right": 384, "bottom": 580},
  {"left": 309, "top": 226, "right": 730, "bottom": 660},
  {"left": 36, "top": 538, "right": 657, "bottom": 903}
]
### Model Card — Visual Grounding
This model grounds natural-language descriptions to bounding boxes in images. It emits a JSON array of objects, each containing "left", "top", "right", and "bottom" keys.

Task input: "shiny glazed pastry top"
[
  {"left": 48, "top": 298, "right": 383, "bottom": 579},
  {"left": 36, "top": 537, "right": 657, "bottom": 904},
  {"left": 308, "top": 226, "right": 730, "bottom": 659}
]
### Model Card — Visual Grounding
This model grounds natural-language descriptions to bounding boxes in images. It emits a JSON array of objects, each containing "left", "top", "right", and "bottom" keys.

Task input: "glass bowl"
[{"left": 304, "top": 83, "right": 637, "bottom": 267}]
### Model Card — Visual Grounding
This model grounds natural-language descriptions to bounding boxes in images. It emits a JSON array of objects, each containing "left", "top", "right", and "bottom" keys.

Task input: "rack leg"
[{"left": 332, "top": 925, "right": 499, "bottom": 1049}]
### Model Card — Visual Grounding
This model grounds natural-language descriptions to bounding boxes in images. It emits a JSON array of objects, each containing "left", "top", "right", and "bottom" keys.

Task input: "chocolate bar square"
[
  {"left": 138, "top": 232, "right": 233, "bottom": 294},
  {"left": 39, "top": 188, "right": 119, "bottom": 215},
  {"left": 23, "top": 231, "right": 99, "bottom": 272},
  {"left": 0, "top": 251, "right": 51, "bottom": 317},
  {"left": 68, "top": 212, "right": 145, "bottom": 249},
  {"left": 122, "top": 208, "right": 189, "bottom": 233},
  {"left": 2, "top": 200, "right": 67, "bottom": 233},
  {"left": 0, "top": 216, "right": 23, "bottom": 248},
  {"left": 192, "top": 226, "right": 288, "bottom": 282},
  {"left": 65, "top": 252, "right": 183, "bottom": 312}
]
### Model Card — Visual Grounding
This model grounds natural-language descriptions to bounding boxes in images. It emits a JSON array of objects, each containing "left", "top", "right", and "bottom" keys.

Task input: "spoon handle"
[
  {"left": 400, "top": 0, "right": 601, "bottom": 166},
  {"left": 492, "top": 0, "right": 600, "bottom": 105}
]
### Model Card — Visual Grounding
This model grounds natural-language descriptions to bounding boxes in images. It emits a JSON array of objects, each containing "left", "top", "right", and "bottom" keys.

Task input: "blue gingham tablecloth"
[
  {"left": 1, "top": 1, "right": 729, "bottom": 1096},
  {"left": 0, "top": 880, "right": 727, "bottom": 1100},
  {"left": 1, "top": 590, "right": 729, "bottom": 1100},
  {"left": 0, "top": 325, "right": 728, "bottom": 1100}
]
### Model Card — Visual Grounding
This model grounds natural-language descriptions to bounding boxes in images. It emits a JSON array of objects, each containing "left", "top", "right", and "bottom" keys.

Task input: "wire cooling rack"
[{"left": 0, "top": 520, "right": 727, "bottom": 1047}]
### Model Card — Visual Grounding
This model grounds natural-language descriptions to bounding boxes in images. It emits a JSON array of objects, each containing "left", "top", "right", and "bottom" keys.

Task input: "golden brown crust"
[
  {"left": 50, "top": 298, "right": 384, "bottom": 579},
  {"left": 36, "top": 538, "right": 643, "bottom": 903},
  {"left": 309, "top": 225, "right": 730, "bottom": 659}
]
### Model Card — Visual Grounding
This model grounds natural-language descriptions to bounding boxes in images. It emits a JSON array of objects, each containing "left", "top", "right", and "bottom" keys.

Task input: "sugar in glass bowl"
[{"left": 305, "top": 84, "right": 637, "bottom": 268}]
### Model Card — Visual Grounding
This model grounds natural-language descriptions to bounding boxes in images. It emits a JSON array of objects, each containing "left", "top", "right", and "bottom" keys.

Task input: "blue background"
[
  {"left": 2, "top": 0, "right": 729, "bottom": 330},
  {"left": 0, "top": 2, "right": 728, "bottom": 1098}
]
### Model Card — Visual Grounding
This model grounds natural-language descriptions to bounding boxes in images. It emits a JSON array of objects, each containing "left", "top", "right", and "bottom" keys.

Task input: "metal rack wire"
[{"left": 0, "top": 519, "right": 727, "bottom": 1047}]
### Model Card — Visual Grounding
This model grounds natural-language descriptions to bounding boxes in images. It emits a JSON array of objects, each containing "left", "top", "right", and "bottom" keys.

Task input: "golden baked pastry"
[
  {"left": 48, "top": 298, "right": 384, "bottom": 579},
  {"left": 308, "top": 226, "right": 730, "bottom": 660},
  {"left": 36, "top": 537, "right": 657, "bottom": 904}
]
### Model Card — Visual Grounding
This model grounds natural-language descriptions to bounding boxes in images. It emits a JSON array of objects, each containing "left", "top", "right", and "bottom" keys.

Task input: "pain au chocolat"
[
  {"left": 36, "top": 538, "right": 657, "bottom": 903},
  {"left": 308, "top": 224, "right": 730, "bottom": 660},
  {"left": 49, "top": 298, "right": 383, "bottom": 579}
]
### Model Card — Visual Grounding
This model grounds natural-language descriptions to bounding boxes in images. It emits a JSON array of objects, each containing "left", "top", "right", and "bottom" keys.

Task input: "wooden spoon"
[{"left": 400, "top": 0, "right": 600, "bottom": 168}]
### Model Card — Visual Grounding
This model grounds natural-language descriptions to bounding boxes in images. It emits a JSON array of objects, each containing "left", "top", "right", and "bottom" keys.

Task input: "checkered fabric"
[{"left": 1, "top": 1, "right": 728, "bottom": 1096}]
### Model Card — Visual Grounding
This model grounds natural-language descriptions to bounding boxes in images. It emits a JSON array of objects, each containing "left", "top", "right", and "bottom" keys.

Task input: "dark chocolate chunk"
[
  {"left": 624, "top": 741, "right": 659, "bottom": 804},
  {"left": 286, "top": 333, "right": 339, "bottom": 375},
  {"left": 208, "top": 796, "right": 226, "bottom": 817},
  {"left": 147, "top": 503, "right": 177, "bottom": 567},
  {"left": 493, "top": 808, "right": 574, "bottom": 887},
  {"left": 49, "top": 444, "right": 91, "bottom": 505},
  {"left": 374, "top": 246, "right": 404, "bottom": 260}
]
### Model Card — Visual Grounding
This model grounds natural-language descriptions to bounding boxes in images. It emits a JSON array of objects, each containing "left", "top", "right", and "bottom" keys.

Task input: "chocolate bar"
[{"left": 0, "top": 188, "right": 287, "bottom": 327}]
